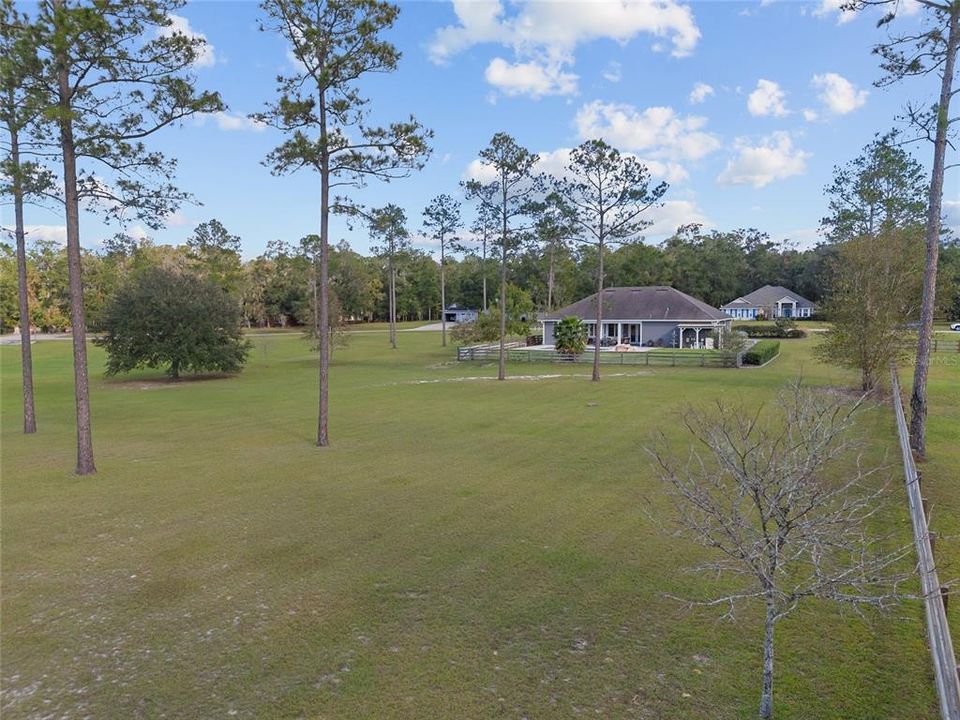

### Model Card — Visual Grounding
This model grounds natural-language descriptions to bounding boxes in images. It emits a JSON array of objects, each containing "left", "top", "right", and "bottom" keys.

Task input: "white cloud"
[
  {"left": 21, "top": 225, "right": 68, "bottom": 245},
  {"left": 574, "top": 100, "right": 721, "bottom": 163},
  {"left": 943, "top": 198, "right": 960, "bottom": 233},
  {"left": 812, "top": 0, "right": 857, "bottom": 24},
  {"left": 603, "top": 61, "right": 623, "bottom": 83},
  {"left": 688, "top": 82, "right": 714, "bottom": 104},
  {"left": 802, "top": 108, "right": 819, "bottom": 122},
  {"left": 202, "top": 111, "right": 267, "bottom": 132},
  {"left": 484, "top": 57, "right": 578, "bottom": 98},
  {"left": 747, "top": 79, "right": 789, "bottom": 117},
  {"left": 164, "top": 210, "right": 193, "bottom": 227},
  {"left": 717, "top": 132, "right": 810, "bottom": 188},
  {"left": 645, "top": 199, "right": 711, "bottom": 238},
  {"left": 160, "top": 15, "right": 216, "bottom": 68},
  {"left": 429, "top": 0, "right": 701, "bottom": 97},
  {"left": 811, "top": 72, "right": 868, "bottom": 115},
  {"left": 463, "top": 145, "right": 689, "bottom": 187}
]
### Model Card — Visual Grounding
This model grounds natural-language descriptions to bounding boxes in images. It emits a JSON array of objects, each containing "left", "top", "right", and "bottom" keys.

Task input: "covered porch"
[{"left": 677, "top": 323, "right": 724, "bottom": 349}]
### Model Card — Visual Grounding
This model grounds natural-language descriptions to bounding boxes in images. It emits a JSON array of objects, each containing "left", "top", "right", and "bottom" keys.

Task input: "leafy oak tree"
[
  {"left": 464, "top": 133, "right": 541, "bottom": 381},
  {"left": 253, "top": 0, "right": 431, "bottom": 447},
  {"left": 552, "top": 139, "right": 667, "bottom": 381},
  {"left": 422, "top": 193, "right": 461, "bottom": 346},
  {"left": 96, "top": 267, "right": 250, "bottom": 379},
  {"left": 30, "top": 0, "right": 223, "bottom": 474}
]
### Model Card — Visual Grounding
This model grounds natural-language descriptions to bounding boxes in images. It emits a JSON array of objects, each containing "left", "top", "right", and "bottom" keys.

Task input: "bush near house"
[
  {"left": 741, "top": 322, "right": 806, "bottom": 339},
  {"left": 742, "top": 340, "right": 781, "bottom": 366}
]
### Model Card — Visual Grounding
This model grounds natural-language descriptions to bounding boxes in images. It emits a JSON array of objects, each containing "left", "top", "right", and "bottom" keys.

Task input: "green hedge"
[
  {"left": 742, "top": 340, "right": 781, "bottom": 366},
  {"left": 741, "top": 324, "right": 806, "bottom": 339}
]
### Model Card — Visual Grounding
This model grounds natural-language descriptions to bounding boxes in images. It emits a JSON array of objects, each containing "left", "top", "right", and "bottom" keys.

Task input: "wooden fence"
[
  {"left": 456, "top": 344, "right": 739, "bottom": 368},
  {"left": 890, "top": 367, "right": 960, "bottom": 719}
]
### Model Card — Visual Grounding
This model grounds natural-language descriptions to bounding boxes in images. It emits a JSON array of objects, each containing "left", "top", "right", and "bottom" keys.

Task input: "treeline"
[{"left": 5, "top": 220, "right": 959, "bottom": 334}]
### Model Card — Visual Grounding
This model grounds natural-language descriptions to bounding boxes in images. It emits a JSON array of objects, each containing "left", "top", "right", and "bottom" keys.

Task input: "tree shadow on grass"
[{"left": 100, "top": 372, "right": 239, "bottom": 390}]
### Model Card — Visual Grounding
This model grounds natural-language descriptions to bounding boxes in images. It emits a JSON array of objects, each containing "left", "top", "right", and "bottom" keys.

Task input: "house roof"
[
  {"left": 720, "top": 285, "right": 815, "bottom": 310},
  {"left": 542, "top": 286, "right": 729, "bottom": 322}
]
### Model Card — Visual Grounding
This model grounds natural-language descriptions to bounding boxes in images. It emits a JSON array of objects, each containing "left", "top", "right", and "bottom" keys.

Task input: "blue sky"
[{"left": 10, "top": 0, "right": 959, "bottom": 258}]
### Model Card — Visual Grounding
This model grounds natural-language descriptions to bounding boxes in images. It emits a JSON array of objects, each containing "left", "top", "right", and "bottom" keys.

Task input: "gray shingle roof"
[
  {"left": 542, "top": 287, "right": 729, "bottom": 322},
  {"left": 720, "top": 285, "right": 815, "bottom": 310}
]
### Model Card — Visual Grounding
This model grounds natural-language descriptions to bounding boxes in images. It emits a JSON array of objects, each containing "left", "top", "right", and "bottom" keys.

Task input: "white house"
[{"left": 720, "top": 285, "right": 815, "bottom": 320}]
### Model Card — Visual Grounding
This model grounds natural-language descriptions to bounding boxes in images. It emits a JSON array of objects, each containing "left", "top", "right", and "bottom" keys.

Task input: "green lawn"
[{"left": 3, "top": 329, "right": 957, "bottom": 719}]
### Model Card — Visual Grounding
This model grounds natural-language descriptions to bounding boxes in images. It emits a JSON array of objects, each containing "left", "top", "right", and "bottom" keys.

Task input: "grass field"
[{"left": 3, "top": 329, "right": 958, "bottom": 719}]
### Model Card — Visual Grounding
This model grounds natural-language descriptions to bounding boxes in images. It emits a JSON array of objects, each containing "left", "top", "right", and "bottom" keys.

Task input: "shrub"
[
  {"left": 554, "top": 316, "right": 587, "bottom": 355},
  {"left": 742, "top": 340, "right": 781, "bottom": 366},
  {"left": 741, "top": 323, "right": 806, "bottom": 339}
]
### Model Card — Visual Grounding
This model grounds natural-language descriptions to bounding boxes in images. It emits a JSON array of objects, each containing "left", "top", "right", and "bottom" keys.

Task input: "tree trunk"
[
  {"left": 592, "top": 244, "right": 603, "bottom": 382},
  {"left": 759, "top": 599, "right": 776, "bottom": 720},
  {"left": 498, "top": 184, "right": 508, "bottom": 381},
  {"left": 440, "top": 238, "right": 446, "bottom": 347},
  {"left": 547, "top": 241, "right": 555, "bottom": 311},
  {"left": 56, "top": 32, "right": 96, "bottom": 475},
  {"left": 389, "top": 252, "right": 397, "bottom": 349},
  {"left": 317, "top": 92, "right": 330, "bottom": 447},
  {"left": 910, "top": 6, "right": 959, "bottom": 460},
  {"left": 9, "top": 120, "right": 37, "bottom": 434},
  {"left": 482, "top": 235, "right": 488, "bottom": 312}
]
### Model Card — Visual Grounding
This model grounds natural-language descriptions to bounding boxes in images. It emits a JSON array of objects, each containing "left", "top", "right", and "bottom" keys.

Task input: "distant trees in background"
[{"left": 4, "top": 219, "right": 958, "bottom": 339}]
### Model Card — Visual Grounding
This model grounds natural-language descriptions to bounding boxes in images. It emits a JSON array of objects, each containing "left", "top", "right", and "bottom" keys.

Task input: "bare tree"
[
  {"left": 648, "top": 380, "right": 911, "bottom": 720},
  {"left": 850, "top": 0, "right": 960, "bottom": 458}
]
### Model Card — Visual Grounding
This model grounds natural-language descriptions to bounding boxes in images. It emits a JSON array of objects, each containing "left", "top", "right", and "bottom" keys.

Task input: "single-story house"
[
  {"left": 541, "top": 286, "right": 733, "bottom": 349},
  {"left": 720, "top": 285, "right": 815, "bottom": 320},
  {"left": 442, "top": 304, "right": 479, "bottom": 324}
]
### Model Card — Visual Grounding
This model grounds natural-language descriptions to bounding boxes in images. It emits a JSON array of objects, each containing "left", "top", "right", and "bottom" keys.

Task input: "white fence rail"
[{"left": 890, "top": 367, "right": 960, "bottom": 719}]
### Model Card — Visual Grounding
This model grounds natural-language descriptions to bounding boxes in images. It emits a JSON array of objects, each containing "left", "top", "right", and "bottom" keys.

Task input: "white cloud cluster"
[
  {"left": 160, "top": 15, "right": 216, "bottom": 68},
  {"left": 645, "top": 199, "right": 711, "bottom": 237},
  {"left": 717, "top": 132, "right": 809, "bottom": 188},
  {"left": 429, "top": 0, "right": 701, "bottom": 97},
  {"left": 202, "top": 111, "right": 266, "bottom": 132},
  {"left": 747, "top": 79, "right": 788, "bottom": 117},
  {"left": 688, "top": 82, "right": 714, "bottom": 104},
  {"left": 811, "top": 72, "right": 868, "bottom": 114},
  {"left": 22, "top": 225, "right": 68, "bottom": 245},
  {"left": 462, "top": 145, "right": 688, "bottom": 187},
  {"left": 574, "top": 100, "right": 721, "bottom": 163},
  {"left": 484, "top": 57, "right": 578, "bottom": 98},
  {"left": 603, "top": 61, "right": 623, "bottom": 83},
  {"left": 811, "top": 0, "right": 857, "bottom": 24}
]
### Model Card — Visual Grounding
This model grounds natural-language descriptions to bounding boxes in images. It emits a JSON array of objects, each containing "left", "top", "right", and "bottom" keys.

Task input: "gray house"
[
  {"left": 442, "top": 304, "right": 479, "bottom": 324},
  {"left": 541, "top": 286, "right": 733, "bottom": 349},
  {"left": 720, "top": 285, "right": 815, "bottom": 320}
]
